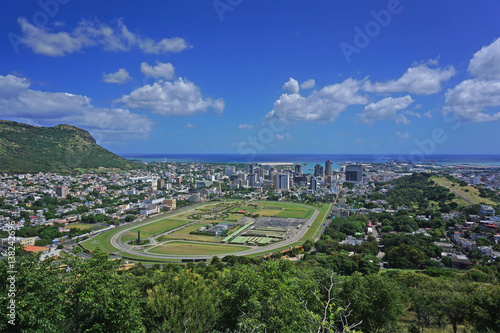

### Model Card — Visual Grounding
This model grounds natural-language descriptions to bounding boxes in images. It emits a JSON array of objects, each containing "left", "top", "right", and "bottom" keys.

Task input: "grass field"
[
  {"left": 433, "top": 177, "right": 497, "bottom": 206},
  {"left": 303, "top": 203, "right": 331, "bottom": 241},
  {"left": 276, "top": 208, "right": 314, "bottom": 219},
  {"left": 81, "top": 231, "right": 122, "bottom": 253},
  {"left": 121, "top": 219, "right": 191, "bottom": 242},
  {"left": 148, "top": 241, "right": 251, "bottom": 255},
  {"left": 65, "top": 223, "right": 102, "bottom": 230},
  {"left": 225, "top": 214, "right": 243, "bottom": 221},
  {"left": 157, "top": 222, "right": 220, "bottom": 242}
]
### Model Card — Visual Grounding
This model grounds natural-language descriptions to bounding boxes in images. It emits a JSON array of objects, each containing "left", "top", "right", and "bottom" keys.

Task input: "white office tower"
[{"left": 273, "top": 173, "right": 290, "bottom": 190}]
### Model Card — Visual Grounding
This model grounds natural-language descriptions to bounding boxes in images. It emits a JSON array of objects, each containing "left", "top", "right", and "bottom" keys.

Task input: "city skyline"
[{"left": 1, "top": 1, "right": 500, "bottom": 155}]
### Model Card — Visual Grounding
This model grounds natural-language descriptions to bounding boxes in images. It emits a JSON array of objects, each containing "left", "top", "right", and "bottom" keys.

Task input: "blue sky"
[{"left": 1, "top": 0, "right": 500, "bottom": 156}]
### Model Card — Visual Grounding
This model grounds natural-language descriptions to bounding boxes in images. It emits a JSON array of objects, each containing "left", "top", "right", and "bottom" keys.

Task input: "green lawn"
[
  {"left": 276, "top": 207, "right": 314, "bottom": 219},
  {"left": 148, "top": 241, "right": 251, "bottom": 255},
  {"left": 80, "top": 231, "right": 122, "bottom": 253},
  {"left": 303, "top": 203, "right": 331, "bottom": 241},
  {"left": 158, "top": 221, "right": 221, "bottom": 242},
  {"left": 121, "top": 219, "right": 191, "bottom": 242},
  {"left": 433, "top": 176, "right": 497, "bottom": 206}
]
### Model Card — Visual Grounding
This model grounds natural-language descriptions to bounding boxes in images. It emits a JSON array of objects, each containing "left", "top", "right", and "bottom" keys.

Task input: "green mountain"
[{"left": 0, "top": 120, "right": 132, "bottom": 172}]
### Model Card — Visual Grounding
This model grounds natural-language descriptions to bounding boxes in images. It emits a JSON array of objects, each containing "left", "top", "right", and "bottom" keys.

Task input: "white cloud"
[
  {"left": 363, "top": 62, "right": 455, "bottom": 95},
  {"left": 275, "top": 133, "right": 292, "bottom": 141},
  {"left": 117, "top": 78, "right": 225, "bottom": 116},
  {"left": 185, "top": 123, "right": 197, "bottom": 128},
  {"left": 238, "top": 124, "right": 254, "bottom": 130},
  {"left": 0, "top": 74, "right": 30, "bottom": 98},
  {"left": 300, "top": 79, "right": 315, "bottom": 89},
  {"left": 358, "top": 95, "right": 414, "bottom": 124},
  {"left": 266, "top": 78, "right": 368, "bottom": 123},
  {"left": 102, "top": 68, "right": 131, "bottom": 84},
  {"left": 395, "top": 131, "right": 410, "bottom": 139},
  {"left": 424, "top": 110, "right": 432, "bottom": 118},
  {"left": 0, "top": 74, "right": 153, "bottom": 142},
  {"left": 468, "top": 38, "right": 500, "bottom": 80},
  {"left": 444, "top": 78, "right": 500, "bottom": 122},
  {"left": 404, "top": 110, "right": 421, "bottom": 118},
  {"left": 443, "top": 38, "right": 500, "bottom": 123},
  {"left": 140, "top": 61, "right": 175, "bottom": 80},
  {"left": 282, "top": 77, "right": 300, "bottom": 94},
  {"left": 17, "top": 17, "right": 190, "bottom": 57}
]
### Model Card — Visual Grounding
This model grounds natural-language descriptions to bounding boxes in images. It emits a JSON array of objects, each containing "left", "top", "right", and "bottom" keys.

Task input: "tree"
[
  {"left": 144, "top": 270, "right": 221, "bottom": 333},
  {"left": 64, "top": 251, "right": 143, "bottom": 332},
  {"left": 340, "top": 273, "right": 405, "bottom": 333}
]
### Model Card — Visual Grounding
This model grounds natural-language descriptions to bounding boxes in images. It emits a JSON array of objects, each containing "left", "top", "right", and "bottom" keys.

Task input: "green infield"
[
  {"left": 157, "top": 221, "right": 222, "bottom": 242},
  {"left": 148, "top": 241, "right": 251, "bottom": 255},
  {"left": 121, "top": 219, "right": 191, "bottom": 242},
  {"left": 80, "top": 231, "right": 122, "bottom": 254}
]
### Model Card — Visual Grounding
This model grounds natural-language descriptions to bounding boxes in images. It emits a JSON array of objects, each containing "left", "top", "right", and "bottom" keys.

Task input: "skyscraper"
[
  {"left": 345, "top": 164, "right": 363, "bottom": 183},
  {"left": 294, "top": 164, "right": 302, "bottom": 175},
  {"left": 273, "top": 174, "right": 290, "bottom": 190},
  {"left": 314, "top": 164, "right": 324, "bottom": 177},
  {"left": 325, "top": 160, "right": 332, "bottom": 176},
  {"left": 310, "top": 177, "right": 318, "bottom": 193}
]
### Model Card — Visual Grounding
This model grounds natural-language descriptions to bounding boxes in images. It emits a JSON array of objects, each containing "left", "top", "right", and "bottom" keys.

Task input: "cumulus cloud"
[
  {"left": 444, "top": 79, "right": 500, "bottom": 122},
  {"left": 395, "top": 131, "right": 410, "bottom": 139},
  {"left": 117, "top": 78, "right": 225, "bottom": 116},
  {"left": 282, "top": 77, "right": 300, "bottom": 94},
  {"left": 424, "top": 110, "right": 432, "bottom": 118},
  {"left": 300, "top": 79, "right": 316, "bottom": 89},
  {"left": 140, "top": 61, "right": 175, "bottom": 80},
  {"left": 358, "top": 95, "right": 414, "bottom": 124},
  {"left": 0, "top": 74, "right": 30, "bottom": 98},
  {"left": 363, "top": 62, "right": 455, "bottom": 95},
  {"left": 238, "top": 124, "right": 254, "bottom": 130},
  {"left": 16, "top": 17, "right": 190, "bottom": 56},
  {"left": 0, "top": 74, "right": 153, "bottom": 142},
  {"left": 102, "top": 68, "right": 131, "bottom": 84},
  {"left": 468, "top": 38, "right": 500, "bottom": 80},
  {"left": 266, "top": 78, "right": 368, "bottom": 123},
  {"left": 444, "top": 38, "right": 500, "bottom": 122}
]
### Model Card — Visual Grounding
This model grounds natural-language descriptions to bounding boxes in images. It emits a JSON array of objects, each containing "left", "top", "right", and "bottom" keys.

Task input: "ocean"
[{"left": 120, "top": 154, "right": 500, "bottom": 172}]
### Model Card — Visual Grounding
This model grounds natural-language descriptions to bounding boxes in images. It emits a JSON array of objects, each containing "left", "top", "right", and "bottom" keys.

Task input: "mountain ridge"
[{"left": 0, "top": 120, "right": 132, "bottom": 172}]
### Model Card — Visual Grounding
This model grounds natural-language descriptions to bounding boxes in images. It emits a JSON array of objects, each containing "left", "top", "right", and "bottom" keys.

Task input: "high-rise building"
[
  {"left": 314, "top": 164, "right": 324, "bottom": 177},
  {"left": 273, "top": 173, "right": 290, "bottom": 190},
  {"left": 345, "top": 164, "right": 363, "bottom": 183},
  {"left": 248, "top": 173, "right": 258, "bottom": 186},
  {"left": 55, "top": 186, "right": 68, "bottom": 198},
  {"left": 310, "top": 177, "right": 318, "bottom": 193},
  {"left": 157, "top": 179, "right": 165, "bottom": 190},
  {"left": 325, "top": 160, "right": 333, "bottom": 176},
  {"left": 294, "top": 164, "right": 302, "bottom": 175},
  {"left": 225, "top": 166, "right": 235, "bottom": 176},
  {"left": 247, "top": 163, "right": 254, "bottom": 174}
]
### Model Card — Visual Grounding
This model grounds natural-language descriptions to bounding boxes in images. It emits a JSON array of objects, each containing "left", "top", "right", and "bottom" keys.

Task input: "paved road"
[{"left": 109, "top": 202, "right": 325, "bottom": 260}]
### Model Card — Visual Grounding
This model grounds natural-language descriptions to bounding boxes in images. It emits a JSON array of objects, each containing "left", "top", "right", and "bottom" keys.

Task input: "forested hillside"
[
  {"left": 0, "top": 120, "right": 131, "bottom": 172},
  {"left": 1, "top": 249, "right": 499, "bottom": 333}
]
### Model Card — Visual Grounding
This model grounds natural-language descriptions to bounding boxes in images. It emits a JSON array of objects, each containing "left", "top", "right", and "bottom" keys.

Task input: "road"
[{"left": 108, "top": 202, "right": 324, "bottom": 260}]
